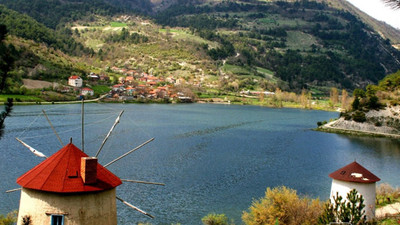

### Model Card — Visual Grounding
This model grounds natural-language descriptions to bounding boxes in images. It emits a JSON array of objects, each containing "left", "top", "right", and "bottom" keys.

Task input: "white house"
[
  {"left": 16, "top": 143, "right": 122, "bottom": 225},
  {"left": 68, "top": 76, "right": 83, "bottom": 87},
  {"left": 329, "top": 161, "right": 380, "bottom": 220},
  {"left": 81, "top": 87, "right": 94, "bottom": 96}
]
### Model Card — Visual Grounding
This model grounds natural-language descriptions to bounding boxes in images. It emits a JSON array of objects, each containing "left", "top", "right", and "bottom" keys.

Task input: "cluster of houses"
[
  {"left": 68, "top": 75, "right": 95, "bottom": 97},
  {"left": 67, "top": 68, "right": 193, "bottom": 102}
]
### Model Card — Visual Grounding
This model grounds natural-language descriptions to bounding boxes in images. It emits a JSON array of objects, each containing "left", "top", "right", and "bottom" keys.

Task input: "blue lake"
[{"left": 0, "top": 103, "right": 399, "bottom": 224}]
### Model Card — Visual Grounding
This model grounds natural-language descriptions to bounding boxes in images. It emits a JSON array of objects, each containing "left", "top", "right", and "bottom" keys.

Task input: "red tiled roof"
[
  {"left": 69, "top": 76, "right": 81, "bottom": 80},
  {"left": 17, "top": 143, "right": 122, "bottom": 193},
  {"left": 329, "top": 161, "right": 380, "bottom": 184}
]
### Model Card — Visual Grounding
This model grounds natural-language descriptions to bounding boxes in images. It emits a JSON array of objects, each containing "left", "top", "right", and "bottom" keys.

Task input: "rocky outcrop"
[{"left": 319, "top": 106, "right": 400, "bottom": 138}]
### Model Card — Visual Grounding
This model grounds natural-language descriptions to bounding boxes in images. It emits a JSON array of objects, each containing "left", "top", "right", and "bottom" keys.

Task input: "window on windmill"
[{"left": 51, "top": 215, "right": 64, "bottom": 225}]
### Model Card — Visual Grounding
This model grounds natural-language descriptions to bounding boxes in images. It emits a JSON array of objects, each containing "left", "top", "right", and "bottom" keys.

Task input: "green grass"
[
  {"left": 222, "top": 64, "right": 252, "bottom": 76},
  {"left": 256, "top": 67, "right": 277, "bottom": 83},
  {"left": 110, "top": 22, "right": 127, "bottom": 27},
  {"left": 0, "top": 94, "right": 43, "bottom": 102},
  {"left": 91, "top": 85, "right": 111, "bottom": 94},
  {"left": 286, "top": 31, "right": 318, "bottom": 50}
]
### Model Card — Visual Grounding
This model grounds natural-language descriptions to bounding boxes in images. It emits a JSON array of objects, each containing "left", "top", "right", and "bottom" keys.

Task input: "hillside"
[
  {"left": 0, "top": 0, "right": 399, "bottom": 102},
  {"left": 318, "top": 70, "right": 400, "bottom": 137}
]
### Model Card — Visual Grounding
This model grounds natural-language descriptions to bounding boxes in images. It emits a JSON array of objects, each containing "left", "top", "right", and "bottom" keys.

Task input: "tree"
[
  {"left": 330, "top": 87, "right": 339, "bottom": 108},
  {"left": 242, "top": 186, "right": 322, "bottom": 225},
  {"left": 202, "top": 213, "right": 231, "bottom": 225},
  {"left": 341, "top": 89, "right": 348, "bottom": 110},
  {"left": 383, "top": 0, "right": 400, "bottom": 9},
  {"left": 319, "top": 189, "right": 366, "bottom": 224},
  {"left": 0, "top": 211, "right": 17, "bottom": 225},
  {"left": 0, "top": 24, "right": 15, "bottom": 92}
]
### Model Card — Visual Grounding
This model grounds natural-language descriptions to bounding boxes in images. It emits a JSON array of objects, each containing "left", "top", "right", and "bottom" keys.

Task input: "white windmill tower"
[
  {"left": 8, "top": 105, "right": 163, "bottom": 225},
  {"left": 329, "top": 161, "right": 380, "bottom": 220}
]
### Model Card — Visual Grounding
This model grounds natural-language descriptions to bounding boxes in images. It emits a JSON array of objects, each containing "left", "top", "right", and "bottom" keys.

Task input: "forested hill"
[
  {"left": 0, "top": 0, "right": 121, "bottom": 29},
  {"left": 152, "top": 0, "right": 400, "bottom": 90},
  {"left": 0, "top": 0, "right": 399, "bottom": 95}
]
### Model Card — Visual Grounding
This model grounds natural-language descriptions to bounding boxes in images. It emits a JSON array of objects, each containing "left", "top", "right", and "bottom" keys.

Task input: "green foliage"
[
  {"left": 318, "top": 189, "right": 366, "bottom": 224},
  {"left": 242, "top": 186, "right": 322, "bottom": 225},
  {"left": 0, "top": 0, "right": 121, "bottom": 29},
  {"left": 376, "top": 183, "right": 400, "bottom": 207},
  {"left": 0, "top": 5, "right": 91, "bottom": 56},
  {"left": 153, "top": 0, "right": 400, "bottom": 90},
  {"left": 0, "top": 211, "right": 17, "bottom": 225},
  {"left": 105, "top": 28, "right": 149, "bottom": 44},
  {"left": 202, "top": 213, "right": 231, "bottom": 225},
  {"left": 352, "top": 111, "right": 367, "bottom": 123}
]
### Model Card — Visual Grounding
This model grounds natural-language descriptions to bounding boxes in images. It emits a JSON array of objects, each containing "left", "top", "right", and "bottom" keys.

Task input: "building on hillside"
[
  {"left": 329, "top": 161, "right": 380, "bottom": 220},
  {"left": 16, "top": 142, "right": 122, "bottom": 225},
  {"left": 68, "top": 76, "right": 83, "bottom": 87},
  {"left": 81, "top": 87, "right": 94, "bottom": 96}
]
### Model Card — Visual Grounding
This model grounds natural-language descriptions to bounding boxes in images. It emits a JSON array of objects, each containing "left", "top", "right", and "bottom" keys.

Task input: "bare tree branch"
[{"left": 383, "top": 0, "right": 400, "bottom": 9}]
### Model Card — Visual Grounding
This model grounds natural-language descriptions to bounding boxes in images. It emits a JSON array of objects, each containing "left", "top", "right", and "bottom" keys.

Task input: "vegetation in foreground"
[{"left": 2, "top": 184, "right": 399, "bottom": 224}]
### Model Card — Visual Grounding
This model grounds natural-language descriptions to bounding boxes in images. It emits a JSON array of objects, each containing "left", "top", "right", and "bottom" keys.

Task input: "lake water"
[{"left": 0, "top": 103, "right": 399, "bottom": 224}]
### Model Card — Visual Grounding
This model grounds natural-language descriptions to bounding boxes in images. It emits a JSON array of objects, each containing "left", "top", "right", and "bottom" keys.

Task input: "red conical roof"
[
  {"left": 17, "top": 143, "right": 122, "bottom": 193},
  {"left": 329, "top": 161, "right": 380, "bottom": 184}
]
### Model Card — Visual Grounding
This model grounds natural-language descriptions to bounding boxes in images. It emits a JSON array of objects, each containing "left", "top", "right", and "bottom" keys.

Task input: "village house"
[
  {"left": 68, "top": 76, "right": 83, "bottom": 87},
  {"left": 112, "top": 84, "right": 125, "bottom": 92},
  {"left": 99, "top": 75, "right": 110, "bottom": 82},
  {"left": 125, "top": 76, "right": 135, "bottom": 85},
  {"left": 81, "top": 87, "right": 94, "bottom": 96},
  {"left": 87, "top": 72, "right": 99, "bottom": 81}
]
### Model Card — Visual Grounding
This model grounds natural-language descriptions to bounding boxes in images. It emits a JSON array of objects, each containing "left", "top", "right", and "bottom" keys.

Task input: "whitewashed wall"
[
  {"left": 330, "top": 179, "right": 376, "bottom": 220},
  {"left": 17, "top": 188, "right": 117, "bottom": 225}
]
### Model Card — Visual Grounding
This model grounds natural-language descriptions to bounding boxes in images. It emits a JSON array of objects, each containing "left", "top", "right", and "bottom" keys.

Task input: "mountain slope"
[
  {"left": 0, "top": 0, "right": 121, "bottom": 29},
  {"left": 330, "top": 0, "right": 400, "bottom": 45},
  {"left": 152, "top": 0, "right": 400, "bottom": 90}
]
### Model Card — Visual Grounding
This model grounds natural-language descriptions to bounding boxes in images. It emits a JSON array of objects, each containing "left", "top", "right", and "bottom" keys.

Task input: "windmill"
[{"left": 7, "top": 102, "right": 164, "bottom": 225}]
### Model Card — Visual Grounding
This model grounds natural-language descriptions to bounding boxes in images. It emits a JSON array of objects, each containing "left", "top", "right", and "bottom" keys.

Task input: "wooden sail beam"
[
  {"left": 121, "top": 179, "right": 165, "bottom": 186},
  {"left": 116, "top": 196, "right": 154, "bottom": 219},
  {"left": 42, "top": 110, "right": 64, "bottom": 146},
  {"left": 104, "top": 137, "right": 154, "bottom": 168},
  {"left": 16, "top": 138, "right": 47, "bottom": 158},
  {"left": 5, "top": 188, "right": 21, "bottom": 193},
  {"left": 95, "top": 110, "right": 124, "bottom": 157}
]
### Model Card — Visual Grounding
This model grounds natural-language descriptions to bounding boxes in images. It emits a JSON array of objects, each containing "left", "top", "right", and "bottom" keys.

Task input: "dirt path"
[{"left": 376, "top": 202, "right": 400, "bottom": 218}]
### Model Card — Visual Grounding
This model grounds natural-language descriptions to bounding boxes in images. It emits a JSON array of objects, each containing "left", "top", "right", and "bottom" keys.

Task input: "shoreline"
[{"left": 316, "top": 120, "right": 400, "bottom": 139}]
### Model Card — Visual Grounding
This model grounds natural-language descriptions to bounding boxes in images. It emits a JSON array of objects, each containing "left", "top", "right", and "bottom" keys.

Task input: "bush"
[
  {"left": 318, "top": 189, "right": 366, "bottom": 225},
  {"left": 0, "top": 211, "right": 17, "bottom": 225},
  {"left": 242, "top": 186, "right": 322, "bottom": 225},
  {"left": 376, "top": 183, "right": 400, "bottom": 207},
  {"left": 202, "top": 213, "right": 231, "bottom": 225},
  {"left": 352, "top": 111, "right": 366, "bottom": 123}
]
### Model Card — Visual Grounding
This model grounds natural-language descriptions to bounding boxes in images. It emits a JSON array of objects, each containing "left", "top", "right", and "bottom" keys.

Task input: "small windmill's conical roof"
[
  {"left": 329, "top": 161, "right": 380, "bottom": 183},
  {"left": 17, "top": 143, "right": 122, "bottom": 193}
]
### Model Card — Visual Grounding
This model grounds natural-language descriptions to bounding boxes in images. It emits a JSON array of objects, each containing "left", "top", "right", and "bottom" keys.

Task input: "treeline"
[
  {"left": 0, "top": 5, "right": 93, "bottom": 56},
  {"left": 154, "top": 1, "right": 269, "bottom": 27},
  {"left": 0, "top": 0, "right": 121, "bottom": 29},
  {"left": 105, "top": 28, "right": 149, "bottom": 44}
]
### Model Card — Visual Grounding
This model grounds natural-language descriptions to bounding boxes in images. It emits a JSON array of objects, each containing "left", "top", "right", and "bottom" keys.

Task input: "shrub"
[
  {"left": 352, "top": 111, "right": 366, "bottom": 123},
  {"left": 376, "top": 183, "right": 400, "bottom": 207},
  {"left": 318, "top": 189, "right": 366, "bottom": 224},
  {"left": 202, "top": 213, "right": 231, "bottom": 225},
  {"left": 0, "top": 211, "right": 17, "bottom": 225},
  {"left": 242, "top": 186, "right": 322, "bottom": 225}
]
